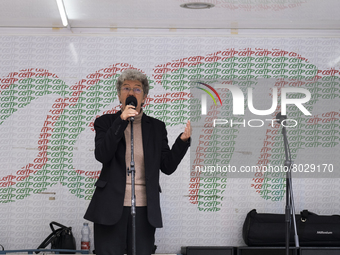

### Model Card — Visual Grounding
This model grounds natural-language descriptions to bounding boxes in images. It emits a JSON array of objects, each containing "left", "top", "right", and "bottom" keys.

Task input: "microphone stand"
[
  {"left": 280, "top": 120, "right": 299, "bottom": 255},
  {"left": 127, "top": 116, "right": 136, "bottom": 255}
]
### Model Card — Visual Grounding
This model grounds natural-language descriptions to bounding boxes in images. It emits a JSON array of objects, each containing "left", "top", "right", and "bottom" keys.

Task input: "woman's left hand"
[{"left": 180, "top": 120, "right": 192, "bottom": 142}]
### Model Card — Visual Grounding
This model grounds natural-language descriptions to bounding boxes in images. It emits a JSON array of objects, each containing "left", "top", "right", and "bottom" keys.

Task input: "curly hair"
[{"left": 115, "top": 69, "right": 149, "bottom": 96}]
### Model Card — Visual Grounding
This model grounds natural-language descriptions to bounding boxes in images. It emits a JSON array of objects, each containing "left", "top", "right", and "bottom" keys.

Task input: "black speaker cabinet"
[
  {"left": 181, "top": 246, "right": 235, "bottom": 255},
  {"left": 300, "top": 247, "right": 340, "bottom": 255},
  {"left": 237, "top": 246, "right": 298, "bottom": 255}
]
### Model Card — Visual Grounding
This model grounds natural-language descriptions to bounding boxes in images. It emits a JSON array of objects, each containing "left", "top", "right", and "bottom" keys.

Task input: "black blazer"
[{"left": 84, "top": 111, "right": 190, "bottom": 228}]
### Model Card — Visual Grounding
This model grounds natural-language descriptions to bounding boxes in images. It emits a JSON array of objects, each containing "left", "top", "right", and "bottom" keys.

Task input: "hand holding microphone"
[{"left": 120, "top": 95, "right": 138, "bottom": 121}]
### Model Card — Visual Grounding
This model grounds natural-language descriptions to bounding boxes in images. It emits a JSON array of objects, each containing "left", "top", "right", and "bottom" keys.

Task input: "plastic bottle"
[{"left": 81, "top": 222, "right": 90, "bottom": 251}]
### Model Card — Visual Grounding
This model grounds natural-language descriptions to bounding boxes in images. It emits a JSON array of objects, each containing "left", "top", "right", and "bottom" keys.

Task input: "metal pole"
[{"left": 128, "top": 119, "right": 136, "bottom": 255}]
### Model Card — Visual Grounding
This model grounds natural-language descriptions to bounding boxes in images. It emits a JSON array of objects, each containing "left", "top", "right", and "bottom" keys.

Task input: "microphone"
[
  {"left": 276, "top": 112, "right": 287, "bottom": 124},
  {"left": 125, "top": 95, "right": 138, "bottom": 121}
]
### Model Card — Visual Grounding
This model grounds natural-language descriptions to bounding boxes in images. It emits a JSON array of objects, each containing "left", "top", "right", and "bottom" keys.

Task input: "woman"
[{"left": 84, "top": 69, "right": 191, "bottom": 255}]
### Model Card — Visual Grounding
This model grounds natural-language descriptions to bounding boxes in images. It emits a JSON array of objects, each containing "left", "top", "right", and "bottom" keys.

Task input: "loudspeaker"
[
  {"left": 237, "top": 246, "right": 298, "bottom": 255},
  {"left": 181, "top": 246, "right": 234, "bottom": 255},
  {"left": 300, "top": 247, "right": 340, "bottom": 255}
]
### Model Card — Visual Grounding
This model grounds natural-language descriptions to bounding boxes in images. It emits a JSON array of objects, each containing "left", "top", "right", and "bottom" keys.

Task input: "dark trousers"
[{"left": 94, "top": 207, "right": 156, "bottom": 255}]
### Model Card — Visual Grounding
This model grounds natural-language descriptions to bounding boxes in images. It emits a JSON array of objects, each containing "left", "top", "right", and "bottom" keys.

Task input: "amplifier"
[
  {"left": 181, "top": 246, "right": 235, "bottom": 255},
  {"left": 237, "top": 246, "right": 298, "bottom": 255},
  {"left": 300, "top": 247, "right": 340, "bottom": 255}
]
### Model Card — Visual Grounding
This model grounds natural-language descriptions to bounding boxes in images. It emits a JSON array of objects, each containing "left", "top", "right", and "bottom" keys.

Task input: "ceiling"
[{"left": 0, "top": 0, "right": 339, "bottom": 33}]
